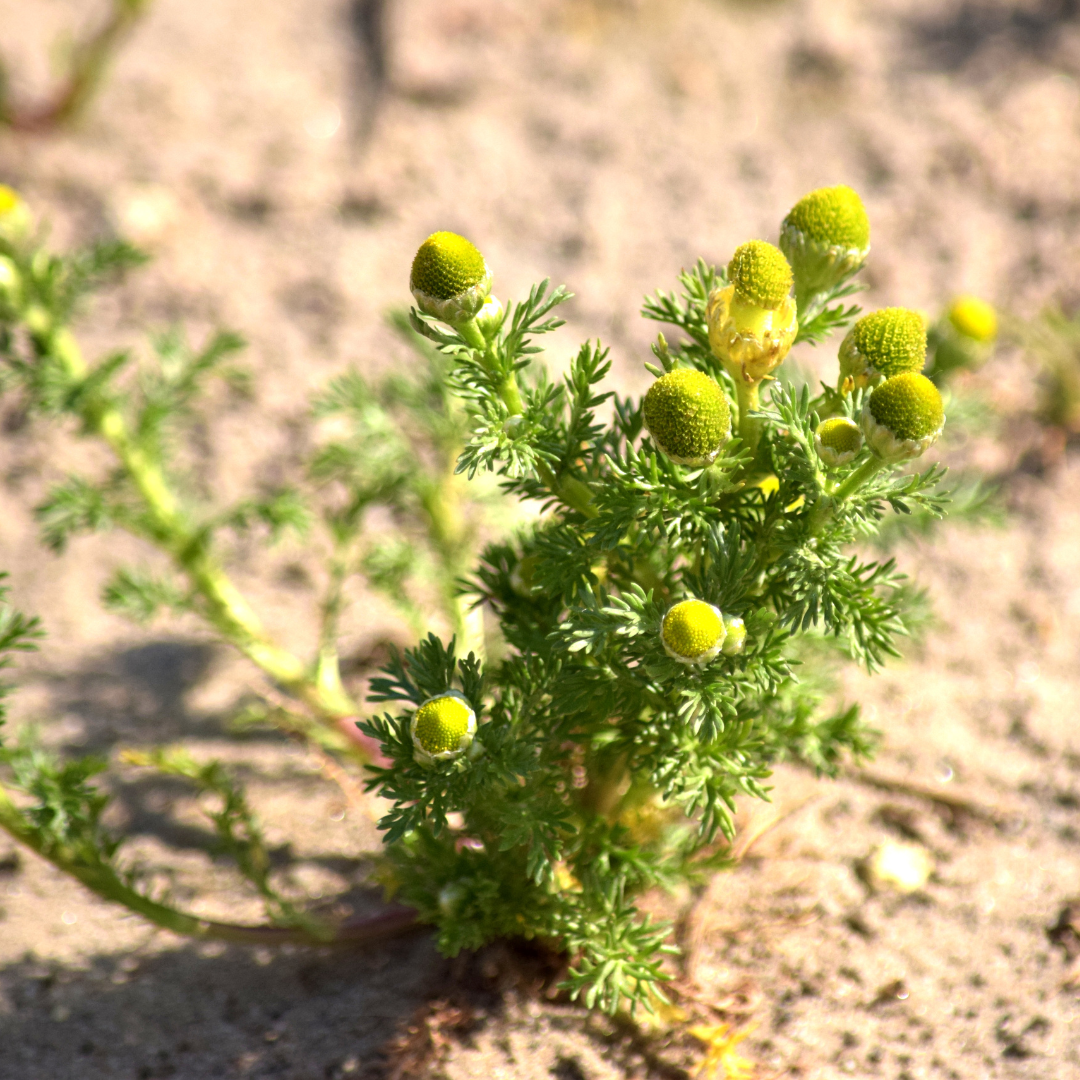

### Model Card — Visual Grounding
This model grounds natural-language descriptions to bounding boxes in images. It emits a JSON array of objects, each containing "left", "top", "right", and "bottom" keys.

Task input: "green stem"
[
  {"left": 0, "top": 782, "right": 417, "bottom": 946},
  {"left": 832, "top": 455, "right": 888, "bottom": 502},
  {"left": 35, "top": 322, "right": 357, "bottom": 721},
  {"left": 735, "top": 379, "right": 763, "bottom": 456},
  {"left": 457, "top": 318, "right": 524, "bottom": 414},
  {"left": 537, "top": 462, "right": 599, "bottom": 519}
]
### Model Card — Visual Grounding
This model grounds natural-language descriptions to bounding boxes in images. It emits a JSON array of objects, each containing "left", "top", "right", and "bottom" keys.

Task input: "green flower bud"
[
  {"left": 780, "top": 185, "right": 870, "bottom": 306},
  {"left": 475, "top": 295, "right": 504, "bottom": 340},
  {"left": 861, "top": 372, "right": 945, "bottom": 463},
  {"left": 720, "top": 615, "right": 747, "bottom": 656},
  {"left": 643, "top": 368, "right": 731, "bottom": 466},
  {"left": 839, "top": 308, "right": 927, "bottom": 389},
  {"left": 410, "top": 690, "right": 477, "bottom": 766},
  {"left": 661, "top": 600, "right": 726, "bottom": 667},
  {"left": 409, "top": 231, "right": 492, "bottom": 326},
  {"left": 948, "top": 295, "right": 997, "bottom": 343},
  {"left": 814, "top": 416, "right": 863, "bottom": 467},
  {"left": 707, "top": 243, "right": 797, "bottom": 384}
]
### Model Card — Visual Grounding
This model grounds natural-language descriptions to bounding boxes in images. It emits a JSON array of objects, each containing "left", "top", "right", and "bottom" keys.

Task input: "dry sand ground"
[{"left": 1, "top": 0, "right": 1080, "bottom": 1076}]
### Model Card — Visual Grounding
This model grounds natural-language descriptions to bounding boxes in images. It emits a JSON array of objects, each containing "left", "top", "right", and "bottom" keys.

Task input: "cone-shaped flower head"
[
  {"left": 720, "top": 614, "right": 747, "bottom": 656},
  {"left": 707, "top": 241, "right": 797, "bottom": 383},
  {"left": 410, "top": 690, "right": 477, "bottom": 766},
  {"left": 661, "top": 600, "right": 726, "bottom": 667},
  {"left": 839, "top": 307, "right": 927, "bottom": 389},
  {"left": 781, "top": 185, "right": 870, "bottom": 307},
  {"left": 727, "top": 240, "right": 794, "bottom": 311},
  {"left": 948, "top": 295, "right": 997, "bottom": 343},
  {"left": 814, "top": 416, "right": 864, "bottom": 467},
  {"left": 643, "top": 368, "right": 731, "bottom": 466},
  {"left": 410, "top": 231, "right": 492, "bottom": 326},
  {"left": 861, "top": 372, "right": 945, "bottom": 463}
]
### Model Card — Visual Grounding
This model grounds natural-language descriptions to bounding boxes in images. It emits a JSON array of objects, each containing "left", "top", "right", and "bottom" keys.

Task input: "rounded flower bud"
[
  {"left": 814, "top": 416, "right": 864, "bottom": 467},
  {"left": 661, "top": 600, "right": 726, "bottom": 667},
  {"left": 839, "top": 308, "right": 927, "bottom": 389},
  {"left": 947, "top": 295, "right": 997, "bottom": 344},
  {"left": 720, "top": 615, "right": 747, "bottom": 656},
  {"left": 475, "top": 295, "right": 504, "bottom": 340},
  {"left": 861, "top": 372, "right": 945, "bottom": 463},
  {"left": 707, "top": 242, "right": 797, "bottom": 384},
  {"left": 410, "top": 690, "right": 477, "bottom": 766},
  {"left": 780, "top": 185, "right": 870, "bottom": 305},
  {"left": 410, "top": 231, "right": 492, "bottom": 326},
  {"left": 643, "top": 368, "right": 731, "bottom": 466}
]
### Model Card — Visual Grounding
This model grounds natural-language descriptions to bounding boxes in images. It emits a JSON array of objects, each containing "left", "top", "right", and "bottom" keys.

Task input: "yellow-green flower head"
[
  {"left": 662, "top": 600, "right": 726, "bottom": 667},
  {"left": 948, "top": 295, "right": 997, "bottom": 343},
  {"left": 720, "top": 614, "right": 747, "bottom": 656},
  {"left": 706, "top": 247, "right": 798, "bottom": 384},
  {"left": 727, "top": 241, "right": 793, "bottom": 310},
  {"left": 643, "top": 368, "right": 731, "bottom": 466},
  {"left": 839, "top": 308, "right": 927, "bottom": 389},
  {"left": 814, "top": 416, "right": 864, "bottom": 467},
  {"left": 861, "top": 372, "right": 945, "bottom": 463},
  {"left": 783, "top": 185, "right": 870, "bottom": 251},
  {"left": 781, "top": 185, "right": 871, "bottom": 308},
  {"left": 410, "top": 690, "right": 477, "bottom": 766},
  {"left": 410, "top": 231, "right": 492, "bottom": 326}
]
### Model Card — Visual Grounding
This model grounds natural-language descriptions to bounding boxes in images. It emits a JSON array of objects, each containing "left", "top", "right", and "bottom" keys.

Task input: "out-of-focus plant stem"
[{"left": 0, "top": 0, "right": 153, "bottom": 134}]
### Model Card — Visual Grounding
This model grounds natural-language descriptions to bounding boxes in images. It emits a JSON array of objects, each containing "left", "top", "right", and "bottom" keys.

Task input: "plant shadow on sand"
[{"left": 0, "top": 934, "right": 443, "bottom": 1080}]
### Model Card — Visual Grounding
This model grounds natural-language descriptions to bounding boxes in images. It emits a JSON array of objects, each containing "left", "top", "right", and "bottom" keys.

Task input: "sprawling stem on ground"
[{"left": 0, "top": 779, "right": 416, "bottom": 945}]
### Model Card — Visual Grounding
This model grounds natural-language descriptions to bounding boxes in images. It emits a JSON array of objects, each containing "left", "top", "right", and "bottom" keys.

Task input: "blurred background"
[{"left": 1, "top": 1, "right": 1080, "bottom": 1078}]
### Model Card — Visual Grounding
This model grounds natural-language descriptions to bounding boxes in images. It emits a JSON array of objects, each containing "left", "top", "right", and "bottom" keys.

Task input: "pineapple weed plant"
[{"left": 0, "top": 182, "right": 962, "bottom": 1014}]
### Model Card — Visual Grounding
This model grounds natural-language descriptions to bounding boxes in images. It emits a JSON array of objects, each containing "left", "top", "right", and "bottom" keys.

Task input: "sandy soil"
[{"left": 1, "top": 0, "right": 1080, "bottom": 1076}]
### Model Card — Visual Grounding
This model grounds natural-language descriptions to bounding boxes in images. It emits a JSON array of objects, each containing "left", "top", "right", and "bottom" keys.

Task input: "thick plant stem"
[
  {"left": 34, "top": 321, "right": 357, "bottom": 722},
  {"left": 537, "top": 463, "right": 599, "bottom": 519},
  {"left": 0, "top": 782, "right": 416, "bottom": 946},
  {"left": 735, "top": 379, "right": 763, "bottom": 456}
]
